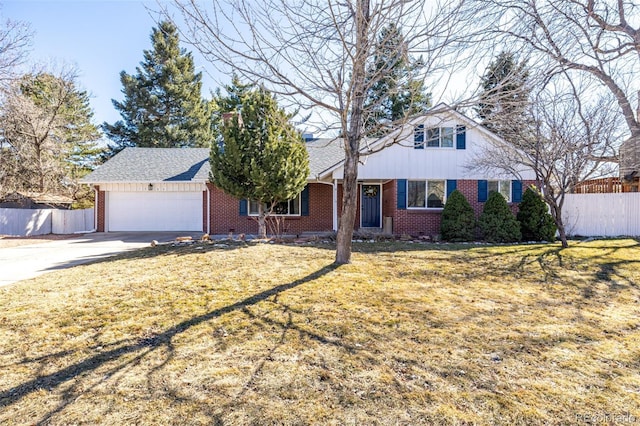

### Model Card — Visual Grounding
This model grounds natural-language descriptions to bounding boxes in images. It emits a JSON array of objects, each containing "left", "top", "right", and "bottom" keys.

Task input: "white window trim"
[
  {"left": 248, "top": 195, "right": 302, "bottom": 216},
  {"left": 406, "top": 179, "right": 446, "bottom": 210},
  {"left": 422, "top": 126, "right": 455, "bottom": 149},
  {"left": 488, "top": 180, "right": 512, "bottom": 202}
]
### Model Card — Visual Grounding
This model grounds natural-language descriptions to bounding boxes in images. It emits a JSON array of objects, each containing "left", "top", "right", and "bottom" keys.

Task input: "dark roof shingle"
[
  {"left": 82, "top": 140, "right": 347, "bottom": 184},
  {"left": 81, "top": 148, "right": 211, "bottom": 183}
]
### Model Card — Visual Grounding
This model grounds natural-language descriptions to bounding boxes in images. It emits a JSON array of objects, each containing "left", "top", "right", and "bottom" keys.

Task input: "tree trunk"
[
  {"left": 335, "top": 0, "right": 370, "bottom": 265},
  {"left": 257, "top": 204, "right": 267, "bottom": 239},
  {"left": 335, "top": 149, "right": 360, "bottom": 264},
  {"left": 549, "top": 202, "right": 568, "bottom": 248}
]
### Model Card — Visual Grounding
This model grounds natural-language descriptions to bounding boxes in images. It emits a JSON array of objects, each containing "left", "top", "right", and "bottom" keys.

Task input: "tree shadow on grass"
[{"left": 0, "top": 262, "right": 340, "bottom": 423}]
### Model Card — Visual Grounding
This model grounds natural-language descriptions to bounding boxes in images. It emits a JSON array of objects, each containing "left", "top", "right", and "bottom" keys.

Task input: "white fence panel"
[
  {"left": 0, "top": 208, "right": 52, "bottom": 236},
  {"left": 563, "top": 193, "right": 640, "bottom": 237},
  {"left": 0, "top": 208, "right": 94, "bottom": 236},
  {"left": 52, "top": 208, "right": 94, "bottom": 234}
]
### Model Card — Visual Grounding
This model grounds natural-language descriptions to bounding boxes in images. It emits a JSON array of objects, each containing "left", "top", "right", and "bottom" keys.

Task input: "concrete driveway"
[{"left": 0, "top": 232, "right": 196, "bottom": 287}]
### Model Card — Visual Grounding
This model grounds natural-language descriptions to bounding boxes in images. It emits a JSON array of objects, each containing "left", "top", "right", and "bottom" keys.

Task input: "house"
[
  {"left": 0, "top": 191, "right": 74, "bottom": 210},
  {"left": 81, "top": 104, "right": 536, "bottom": 236}
]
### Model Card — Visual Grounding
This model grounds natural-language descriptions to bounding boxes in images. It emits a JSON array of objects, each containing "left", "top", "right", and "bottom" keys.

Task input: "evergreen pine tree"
[
  {"left": 210, "top": 75, "right": 254, "bottom": 137},
  {"left": 440, "top": 190, "right": 476, "bottom": 242},
  {"left": 475, "top": 52, "right": 530, "bottom": 142},
  {"left": 517, "top": 187, "right": 557, "bottom": 242},
  {"left": 103, "top": 21, "right": 211, "bottom": 155},
  {"left": 210, "top": 85, "right": 309, "bottom": 238},
  {"left": 363, "top": 24, "right": 430, "bottom": 134},
  {"left": 479, "top": 191, "right": 521, "bottom": 243}
]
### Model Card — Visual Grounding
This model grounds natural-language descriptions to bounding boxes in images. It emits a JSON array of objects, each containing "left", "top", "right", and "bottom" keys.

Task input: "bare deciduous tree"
[
  {"left": 474, "top": 0, "right": 640, "bottom": 184},
  {"left": 0, "top": 16, "right": 31, "bottom": 83},
  {"left": 0, "top": 67, "right": 102, "bottom": 199},
  {"left": 165, "top": 0, "right": 474, "bottom": 263},
  {"left": 471, "top": 79, "right": 622, "bottom": 247}
]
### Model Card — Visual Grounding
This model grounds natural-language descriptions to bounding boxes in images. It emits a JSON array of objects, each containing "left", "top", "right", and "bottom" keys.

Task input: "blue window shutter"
[
  {"left": 397, "top": 179, "right": 407, "bottom": 209},
  {"left": 414, "top": 124, "right": 424, "bottom": 149},
  {"left": 239, "top": 199, "right": 248, "bottom": 216},
  {"left": 512, "top": 180, "right": 523, "bottom": 203},
  {"left": 301, "top": 185, "right": 309, "bottom": 216},
  {"left": 456, "top": 125, "right": 466, "bottom": 149},
  {"left": 446, "top": 180, "right": 457, "bottom": 198},
  {"left": 478, "top": 180, "right": 488, "bottom": 202}
]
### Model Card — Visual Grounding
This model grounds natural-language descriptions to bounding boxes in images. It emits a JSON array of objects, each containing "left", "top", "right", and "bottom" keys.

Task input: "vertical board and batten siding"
[
  {"left": 0, "top": 208, "right": 94, "bottom": 236},
  {"left": 563, "top": 193, "right": 640, "bottom": 237}
]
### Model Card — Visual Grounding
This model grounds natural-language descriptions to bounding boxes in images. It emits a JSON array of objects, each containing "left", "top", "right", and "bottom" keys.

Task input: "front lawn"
[{"left": 1, "top": 240, "right": 639, "bottom": 424}]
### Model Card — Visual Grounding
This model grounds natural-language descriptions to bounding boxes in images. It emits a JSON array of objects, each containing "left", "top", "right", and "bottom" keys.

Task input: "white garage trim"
[{"left": 107, "top": 190, "right": 203, "bottom": 232}]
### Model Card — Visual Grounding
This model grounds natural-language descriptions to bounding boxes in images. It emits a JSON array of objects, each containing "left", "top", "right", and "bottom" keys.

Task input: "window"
[
  {"left": 488, "top": 180, "right": 511, "bottom": 202},
  {"left": 415, "top": 126, "right": 455, "bottom": 148},
  {"left": 414, "top": 124, "right": 424, "bottom": 149},
  {"left": 408, "top": 180, "right": 426, "bottom": 207},
  {"left": 407, "top": 180, "right": 445, "bottom": 208},
  {"left": 249, "top": 193, "right": 301, "bottom": 216}
]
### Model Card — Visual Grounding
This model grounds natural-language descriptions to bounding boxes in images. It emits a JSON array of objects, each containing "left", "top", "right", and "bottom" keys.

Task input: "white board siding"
[
  {"left": 563, "top": 193, "right": 640, "bottom": 237},
  {"left": 99, "top": 182, "right": 205, "bottom": 192},
  {"left": 330, "top": 125, "right": 536, "bottom": 181},
  {"left": 107, "top": 191, "right": 203, "bottom": 232}
]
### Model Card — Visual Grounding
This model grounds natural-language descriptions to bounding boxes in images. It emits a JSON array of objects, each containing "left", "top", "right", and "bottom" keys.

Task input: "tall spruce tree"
[
  {"left": 363, "top": 24, "right": 430, "bottom": 134},
  {"left": 210, "top": 85, "right": 309, "bottom": 239},
  {"left": 475, "top": 52, "right": 531, "bottom": 141},
  {"left": 103, "top": 21, "right": 211, "bottom": 155}
]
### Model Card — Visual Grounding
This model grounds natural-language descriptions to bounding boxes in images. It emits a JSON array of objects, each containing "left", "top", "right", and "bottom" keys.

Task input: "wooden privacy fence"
[
  {"left": 563, "top": 193, "right": 640, "bottom": 237},
  {"left": 0, "top": 208, "right": 94, "bottom": 236}
]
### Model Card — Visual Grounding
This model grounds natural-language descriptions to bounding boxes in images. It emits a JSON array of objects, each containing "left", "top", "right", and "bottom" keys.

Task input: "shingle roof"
[
  {"left": 305, "top": 137, "right": 345, "bottom": 178},
  {"left": 81, "top": 141, "right": 347, "bottom": 184},
  {"left": 81, "top": 148, "right": 211, "bottom": 183}
]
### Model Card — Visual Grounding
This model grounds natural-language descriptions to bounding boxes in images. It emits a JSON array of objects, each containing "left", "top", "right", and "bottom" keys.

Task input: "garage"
[{"left": 107, "top": 191, "right": 203, "bottom": 232}]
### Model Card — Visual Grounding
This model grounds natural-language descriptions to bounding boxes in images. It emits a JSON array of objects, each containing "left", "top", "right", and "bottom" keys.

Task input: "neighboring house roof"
[
  {"left": 81, "top": 148, "right": 211, "bottom": 183},
  {"left": 0, "top": 191, "right": 74, "bottom": 204}
]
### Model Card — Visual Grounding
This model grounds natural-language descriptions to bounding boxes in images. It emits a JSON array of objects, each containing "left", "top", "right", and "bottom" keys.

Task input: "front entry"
[{"left": 361, "top": 184, "right": 381, "bottom": 228}]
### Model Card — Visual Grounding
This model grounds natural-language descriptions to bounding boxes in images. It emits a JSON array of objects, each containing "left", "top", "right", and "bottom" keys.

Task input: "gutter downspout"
[
  {"left": 207, "top": 184, "right": 211, "bottom": 235},
  {"left": 332, "top": 179, "right": 338, "bottom": 232},
  {"left": 93, "top": 185, "right": 98, "bottom": 232}
]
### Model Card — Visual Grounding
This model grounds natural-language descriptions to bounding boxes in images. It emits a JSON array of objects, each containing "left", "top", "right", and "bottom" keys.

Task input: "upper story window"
[
  {"left": 414, "top": 126, "right": 455, "bottom": 149},
  {"left": 249, "top": 193, "right": 301, "bottom": 216},
  {"left": 488, "top": 180, "right": 511, "bottom": 202}
]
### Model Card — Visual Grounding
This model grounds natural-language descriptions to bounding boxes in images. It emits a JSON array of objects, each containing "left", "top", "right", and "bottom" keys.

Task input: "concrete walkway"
[{"left": 0, "top": 232, "right": 197, "bottom": 287}]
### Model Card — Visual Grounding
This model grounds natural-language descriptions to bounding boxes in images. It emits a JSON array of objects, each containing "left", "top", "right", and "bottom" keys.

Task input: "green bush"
[
  {"left": 517, "top": 187, "right": 556, "bottom": 241},
  {"left": 479, "top": 191, "right": 521, "bottom": 243},
  {"left": 440, "top": 189, "right": 476, "bottom": 241}
]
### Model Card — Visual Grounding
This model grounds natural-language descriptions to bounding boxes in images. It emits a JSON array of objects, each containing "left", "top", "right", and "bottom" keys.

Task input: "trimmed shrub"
[
  {"left": 441, "top": 189, "right": 476, "bottom": 241},
  {"left": 517, "top": 187, "right": 556, "bottom": 241},
  {"left": 479, "top": 191, "right": 521, "bottom": 242}
]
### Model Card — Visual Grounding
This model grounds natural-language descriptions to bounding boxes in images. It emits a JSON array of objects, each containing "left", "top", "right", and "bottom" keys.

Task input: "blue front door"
[{"left": 361, "top": 184, "right": 381, "bottom": 228}]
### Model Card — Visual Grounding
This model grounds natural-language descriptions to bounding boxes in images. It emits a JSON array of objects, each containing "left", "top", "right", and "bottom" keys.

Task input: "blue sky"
[{"left": 2, "top": 0, "right": 219, "bottom": 132}]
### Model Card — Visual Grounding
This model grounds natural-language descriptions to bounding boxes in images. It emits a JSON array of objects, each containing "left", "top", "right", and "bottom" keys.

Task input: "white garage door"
[{"left": 108, "top": 191, "right": 203, "bottom": 231}]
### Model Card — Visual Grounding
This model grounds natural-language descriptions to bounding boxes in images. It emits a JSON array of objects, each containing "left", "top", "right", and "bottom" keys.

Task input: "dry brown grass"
[{"left": 1, "top": 239, "right": 639, "bottom": 425}]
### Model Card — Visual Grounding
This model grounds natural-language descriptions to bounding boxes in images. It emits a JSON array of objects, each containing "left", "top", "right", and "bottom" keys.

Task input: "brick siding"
[
  {"left": 208, "top": 183, "right": 334, "bottom": 236},
  {"left": 96, "top": 188, "right": 105, "bottom": 232},
  {"left": 389, "top": 179, "right": 536, "bottom": 237}
]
